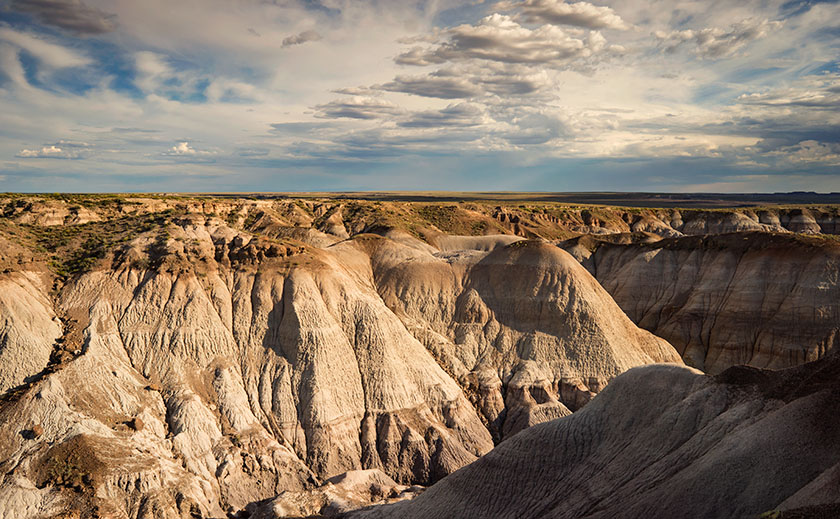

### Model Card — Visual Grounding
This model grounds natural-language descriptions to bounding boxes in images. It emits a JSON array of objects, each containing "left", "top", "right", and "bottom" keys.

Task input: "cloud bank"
[{"left": 0, "top": 0, "right": 838, "bottom": 192}]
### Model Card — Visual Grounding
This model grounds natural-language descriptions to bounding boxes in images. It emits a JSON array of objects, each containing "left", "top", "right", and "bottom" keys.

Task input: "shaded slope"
[
  {"left": 351, "top": 351, "right": 840, "bottom": 519},
  {"left": 565, "top": 232, "right": 840, "bottom": 373}
]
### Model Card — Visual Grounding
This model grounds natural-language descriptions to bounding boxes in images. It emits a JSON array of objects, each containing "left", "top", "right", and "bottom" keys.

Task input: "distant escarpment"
[
  {"left": 4, "top": 194, "right": 840, "bottom": 240},
  {"left": 563, "top": 232, "right": 840, "bottom": 374},
  {"left": 0, "top": 196, "right": 678, "bottom": 518}
]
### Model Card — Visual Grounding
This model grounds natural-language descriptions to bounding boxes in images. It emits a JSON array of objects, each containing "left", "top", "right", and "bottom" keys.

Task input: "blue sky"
[{"left": 0, "top": 0, "right": 838, "bottom": 192}]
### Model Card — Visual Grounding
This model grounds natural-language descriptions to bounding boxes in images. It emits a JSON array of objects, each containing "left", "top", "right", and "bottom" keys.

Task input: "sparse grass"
[
  {"left": 242, "top": 210, "right": 262, "bottom": 229},
  {"left": 2, "top": 195, "right": 840, "bottom": 277},
  {"left": 37, "top": 435, "right": 107, "bottom": 490},
  {"left": 11, "top": 209, "right": 180, "bottom": 277}
]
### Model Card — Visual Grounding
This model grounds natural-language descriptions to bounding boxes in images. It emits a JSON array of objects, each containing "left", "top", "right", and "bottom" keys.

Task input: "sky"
[{"left": 0, "top": 0, "right": 838, "bottom": 193}]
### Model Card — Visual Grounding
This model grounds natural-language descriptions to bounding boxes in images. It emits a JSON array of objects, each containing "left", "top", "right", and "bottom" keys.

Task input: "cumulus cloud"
[
  {"left": 162, "top": 141, "right": 214, "bottom": 156},
  {"left": 17, "top": 141, "right": 90, "bottom": 159},
  {"left": 8, "top": 0, "right": 116, "bottom": 35},
  {"left": 395, "top": 46, "right": 447, "bottom": 66},
  {"left": 379, "top": 64, "right": 551, "bottom": 99},
  {"left": 331, "top": 86, "right": 382, "bottom": 96},
  {"left": 282, "top": 30, "right": 322, "bottom": 47},
  {"left": 314, "top": 97, "right": 404, "bottom": 119},
  {"left": 395, "top": 14, "right": 611, "bottom": 67},
  {"left": 380, "top": 73, "right": 482, "bottom": 99},
  {"left": 771, "top": 140, "right": 840, "bottom": 165},
  {"left": 497, "top": 0, "right": 630, "bottom": 30},
  {"left": 655, "top": 18, "right": 783, "bottom": 58}
]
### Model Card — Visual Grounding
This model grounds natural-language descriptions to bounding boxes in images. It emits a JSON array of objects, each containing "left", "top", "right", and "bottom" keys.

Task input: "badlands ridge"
[{"left": 0, "top": 195, "right": 837, "bottom": 518}]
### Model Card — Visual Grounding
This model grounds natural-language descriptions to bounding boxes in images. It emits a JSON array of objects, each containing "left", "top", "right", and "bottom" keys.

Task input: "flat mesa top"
[{"left": 7, "top": 192, "right": 840, "bottom": 209}]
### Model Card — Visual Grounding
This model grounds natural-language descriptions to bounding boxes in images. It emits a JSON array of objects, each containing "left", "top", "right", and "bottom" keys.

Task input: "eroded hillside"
[
  {"left": 0, "top": 195, "right": 679, "bottom": 518},
  {"left": 350, "top": 349, "right": 840, "bottom": 519},
  {"left": 563, "top": 232, "right": 840, "bottom": 374},
  {"left": 0, "top": 194, "right": 837, "bottom": 518}
]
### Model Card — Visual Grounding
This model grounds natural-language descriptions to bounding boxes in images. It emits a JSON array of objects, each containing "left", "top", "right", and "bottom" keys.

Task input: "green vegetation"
[
  {"left": 12, "top": 209, "right": 179, "bottom": 277},
  {"left": 45, "top": 451, "right": 89, "bottom": 488},
  {"left": 242, "top": 210, "right": 262, "bottom": 229}
]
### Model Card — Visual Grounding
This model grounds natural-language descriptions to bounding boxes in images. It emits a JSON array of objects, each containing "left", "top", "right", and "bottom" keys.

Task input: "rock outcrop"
[
  {"left": 2, "top": 195, "right": 838, "bottom": 518},
  {"left": 367, "top": 237, "right": 678, "bottom": 439},
  {"left": 565, "top": 232, "right": 840, "bottom": 373},
  {"left": 247, "top": 469, "right": 422, "bottom": 518},
  {"left": 0, "top": 201, "right": 680, "bottom": 518},
  {"left": 351, "top": 350, "right": 840, "bottom": 519}
]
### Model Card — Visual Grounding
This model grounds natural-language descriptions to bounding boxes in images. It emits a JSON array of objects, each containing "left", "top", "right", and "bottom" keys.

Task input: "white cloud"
[
  {"left": 162, "top": 141, "right": 214, "bottom": 156},
  {"left": 133, "top": 51, "right": 173, "bottom": 93},
  {"left": 204, "top": 78, "right": 261, "bottom": 103},
  {"left": 497, "top": 0, "right": 630, "bottom": 30},
  {"left": 380, "top": 73, "right": 483, "bottom": 99},
  {"left": 314, "top": 97, "right": 404, "bottom": 119},
  {"left": 655, "top": 18, "right": 783, "bottom": 58},
  {"left": 737, "top": 75, "right": 840, "bottom": 108},
  {"left": 0, "top": 43, "right": 28, "bottom": 87},
  {"left": 170, "top": 142, "right": 195, "bottom": 155},
  {"left": 398, "top": 102, "right": 488, "bottom": 128},
  {"left": 378, "top": 62, "right": 553, "bottom": 99},
  {"left": 0, "top": 27, "right": 91, "bottom": 68},
  {"left": 396, "top": 14, "right": 612, "bottom": 66},
  {"left": 17, "top": 143, "right": 89, "bottom": 159}
]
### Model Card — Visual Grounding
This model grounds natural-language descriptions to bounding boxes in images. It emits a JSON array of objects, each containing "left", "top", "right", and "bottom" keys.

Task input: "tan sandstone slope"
[
  {"left": 350, "top": 349, "right": 840, "bottom": 519},
  {"left": 0, "top": 205, "right": 679, "bottom": 518}
]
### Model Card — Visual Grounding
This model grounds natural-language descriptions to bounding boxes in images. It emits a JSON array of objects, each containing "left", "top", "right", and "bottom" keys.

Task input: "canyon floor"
[{"left": 0, "top": 194, "right": 837, "bottom": 519}]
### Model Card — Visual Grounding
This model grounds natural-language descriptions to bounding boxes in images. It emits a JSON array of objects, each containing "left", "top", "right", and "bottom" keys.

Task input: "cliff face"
[
  {"left": 564, "top": 233, "right": 840, "bottom": 374},
  {"left": 351, "top": 350, "right": 840, "bottom": 519},
  {"left": 0, "top": 200, "right": 680, "bottom": 519}
]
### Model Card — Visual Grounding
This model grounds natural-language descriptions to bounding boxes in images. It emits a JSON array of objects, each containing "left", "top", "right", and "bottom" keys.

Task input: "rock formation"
[
  {"left": 366, "top": 236, "right": 678, "bottom": 439},
  {"left": 564, "top": 232, "right": 840, "bottom": 373},
  {"left": 247, "top": 469, "right": 422, "bottom": 518},
  {"left": 0, "top": 194, "right": 837, "bottom": 518},
  {"left": 350, "top": 349, "right": 840, "bottom": 519},
  {"left": 0, "top": 197, "right": 681, "bottom": 518}
]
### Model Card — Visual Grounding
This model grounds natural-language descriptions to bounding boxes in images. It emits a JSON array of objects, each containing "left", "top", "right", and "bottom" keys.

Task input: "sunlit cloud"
[{"left": 0, "top": 0, "right": 837, "bottom": 192}]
